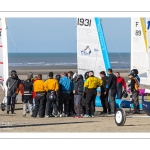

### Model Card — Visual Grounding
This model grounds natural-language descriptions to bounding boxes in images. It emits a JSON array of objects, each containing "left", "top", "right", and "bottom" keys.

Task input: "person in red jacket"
[
  {"left": 32, "top": 76, "right": 38, "bottom": 110},
  {"left": 116, "top": 72, "right": 126, "bottom": 99}
]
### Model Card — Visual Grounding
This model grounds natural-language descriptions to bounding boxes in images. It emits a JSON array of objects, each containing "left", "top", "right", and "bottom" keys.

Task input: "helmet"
[
  {"left": 55, "top": 74, "right": 61, "bottom": 81},
  {"left": 73, "top": 73, "right": 77, "bottom": 79},
  {"left": 131, "top": 69, "right": 138, "bottom": 75},
  {"left": 122, "top": 90, "right": 128, "bottom": 98},
  {"left": 75, "top": 74, "right": 83, "bottom": 81},
  {"left": 84, "top": 71, "right": 89, "bottom": 79},
  {"left": 78, "top": 74, "right": 83, "bottom": 80},
  {"left": 11, "top": 70, "right": 17, "bottom": 78},
  {"left": 28, "top": 72, "right": 33, "bottom": 79},
  {"left": 129, "top": 69, "right": 138, "bottom": 77},
  {"left": 48, "top": 91, "right": 56, "bottom": 102}
]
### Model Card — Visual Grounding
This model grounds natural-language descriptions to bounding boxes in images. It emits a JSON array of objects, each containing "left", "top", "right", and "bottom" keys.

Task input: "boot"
[
  {"left": 11, "top": 105, "right": 14, "bottom": 114},
  {"left": 29, "top": 104, "right": 33, "bottom": 116},
  {"left": 7, "top": 105, "right": 10, "bottom": 114},
  {"left": 23, "top": 103, "right": 27, "bottom": 116}
]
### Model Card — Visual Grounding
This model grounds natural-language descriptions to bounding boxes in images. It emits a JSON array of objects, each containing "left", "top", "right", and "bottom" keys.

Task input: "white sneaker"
[
  {"left": 45, "top": 115, "right": 49, "bottom": 118},
  {"left": 59, "top": 114, "right": 62, "bottom": 117}
]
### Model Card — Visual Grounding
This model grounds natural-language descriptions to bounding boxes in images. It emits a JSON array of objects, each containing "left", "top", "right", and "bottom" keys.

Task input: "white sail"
[
  {"left": 77, "top": 18, "right": 111, "bottom": 78},
  {"left": 131, "top": 18, "right": 150, "bottom": 85},
  {"left": 0, "top": 18, "right": 9, "bottom": 95}
]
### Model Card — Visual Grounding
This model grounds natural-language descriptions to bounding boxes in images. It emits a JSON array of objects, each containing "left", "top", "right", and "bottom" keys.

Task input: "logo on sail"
[{"left": 81, "top": 46, "right": 91, "bottom": 55}]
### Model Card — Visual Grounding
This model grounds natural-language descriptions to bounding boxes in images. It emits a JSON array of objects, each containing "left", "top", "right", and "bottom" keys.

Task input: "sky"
[{"left": 6, "top": 18, "right": 131, "bottom": 53}]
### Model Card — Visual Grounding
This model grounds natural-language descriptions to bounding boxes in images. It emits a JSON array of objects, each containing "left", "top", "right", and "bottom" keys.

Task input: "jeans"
[
  {"left": 74, "top": 94, "right": 83, "bottom": 116},
  {"left": 108, "top": 90, "right": 116, "bottom": 114},
  {"left": 132, "top": 91, "right": 139, "bottom": 112},
  {"left": 117, "top": 89, "right": 122, "bottom": 99},
  {"left": 32, "top": 94, "right": 46, "bottom": 117}
]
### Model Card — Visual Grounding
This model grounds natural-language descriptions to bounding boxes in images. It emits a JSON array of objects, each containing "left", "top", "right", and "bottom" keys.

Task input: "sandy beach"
[
  {"left": 9, "top": 66, "right": 130, "bottom": 81},
  {"left": 1, "top": 67, "right": 149, "bottom": 132}
]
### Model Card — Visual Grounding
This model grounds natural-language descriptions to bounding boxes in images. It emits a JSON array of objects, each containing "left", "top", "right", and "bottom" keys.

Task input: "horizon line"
[{"left": 8, "top": 52, "right": 131, "bottom": 53}]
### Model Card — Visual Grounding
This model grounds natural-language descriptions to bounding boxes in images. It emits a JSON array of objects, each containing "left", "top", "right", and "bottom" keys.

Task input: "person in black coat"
[
  {"left": 106, "top": 68, "right": 117, "bottom": 116},
  {"left": 99, "top": 71, "right": 111, "bottom": 115},
  {"left": 6, "top": 70, "right": 20, "bottom": 114},
  {"left": 73, "top": 74, "right": 84, "bottom": 118}
]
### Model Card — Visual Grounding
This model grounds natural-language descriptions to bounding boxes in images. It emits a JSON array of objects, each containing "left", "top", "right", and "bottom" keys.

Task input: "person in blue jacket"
[{"left": 59, "top": 72, "right": 71, "bottom": 117}]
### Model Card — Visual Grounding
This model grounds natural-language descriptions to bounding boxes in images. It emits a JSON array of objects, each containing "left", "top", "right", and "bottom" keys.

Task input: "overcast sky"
[{"left": 6, "top": 18, "right": 131, "bottom": 53}]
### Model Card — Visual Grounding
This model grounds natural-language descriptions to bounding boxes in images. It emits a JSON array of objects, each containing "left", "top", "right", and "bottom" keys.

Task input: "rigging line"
[
  {"left": 100, "top": 20, "right": 130, "bottom": 73},
  {"left": 6, "top": 28, "right": 28, "bottom": 75},
  {"left": 93, "top": 44, "right": 99, "bottom": 73}
]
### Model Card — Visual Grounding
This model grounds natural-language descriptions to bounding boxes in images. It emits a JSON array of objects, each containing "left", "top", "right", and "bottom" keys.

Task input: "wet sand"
[
  {"left": 1, "top": 68, "right": 149, "bottom": 132},
  {"left": 9, "top": 66, "right": 129, "bottom": 81}
]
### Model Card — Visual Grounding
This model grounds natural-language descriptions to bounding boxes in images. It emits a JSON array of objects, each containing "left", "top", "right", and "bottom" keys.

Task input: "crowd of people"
[{"left": 3, "top": 68, "right": 140, "bottom": 118}]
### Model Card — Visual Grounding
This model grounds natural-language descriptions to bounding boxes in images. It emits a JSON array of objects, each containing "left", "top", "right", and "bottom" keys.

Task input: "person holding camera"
[
  {"left": 44, "top": 72, "right": 59, "bottom": 118},
  {"left": 6, "top": 70, "right": 20, "bottom": 114}
]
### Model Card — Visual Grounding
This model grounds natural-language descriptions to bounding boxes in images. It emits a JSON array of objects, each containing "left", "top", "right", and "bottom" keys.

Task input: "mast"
[{"left": 0, "top": 18, "right": 9, "bottom": 96}]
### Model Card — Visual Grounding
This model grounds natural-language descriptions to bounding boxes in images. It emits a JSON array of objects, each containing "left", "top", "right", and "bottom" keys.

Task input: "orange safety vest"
[{"left": 133, "top": 77, "right": 139, "bottom": 91}]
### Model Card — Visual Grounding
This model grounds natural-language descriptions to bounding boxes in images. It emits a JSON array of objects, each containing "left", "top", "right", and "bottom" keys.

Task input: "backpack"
[{"left": 23, "top": 80, "right": 33, "bottom": 92}]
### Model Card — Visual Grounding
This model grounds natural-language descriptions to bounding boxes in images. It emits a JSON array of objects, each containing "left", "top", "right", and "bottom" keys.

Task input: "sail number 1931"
[{"left": 77, "top": 18, "right": 91, "bottom": 27}]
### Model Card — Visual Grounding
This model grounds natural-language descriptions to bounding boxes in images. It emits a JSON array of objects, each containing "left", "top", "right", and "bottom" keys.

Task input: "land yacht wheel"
[{"left": 115, "top": 108, "right": 126, "bottom": 126}]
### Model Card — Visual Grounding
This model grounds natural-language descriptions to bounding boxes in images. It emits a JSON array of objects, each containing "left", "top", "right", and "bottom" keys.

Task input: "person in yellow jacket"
[
  {"left": 84, "top": 71, "right": 103, "bottom": 117},
  {"left": 44, "top": 72, "right": 59, "bottom": 118},
  {"left": 32, "top": 74, "right": 46, "bottom": 118}
]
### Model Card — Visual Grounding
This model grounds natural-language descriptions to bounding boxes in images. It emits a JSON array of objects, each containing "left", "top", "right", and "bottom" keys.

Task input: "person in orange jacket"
[{"left": 16, "top": 81, "right": 24, "bottom": 102}]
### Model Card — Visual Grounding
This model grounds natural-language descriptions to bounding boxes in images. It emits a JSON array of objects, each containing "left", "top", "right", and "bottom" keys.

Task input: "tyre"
[{"left": 115, "top": 108, "right": 126, "bottom": 126}]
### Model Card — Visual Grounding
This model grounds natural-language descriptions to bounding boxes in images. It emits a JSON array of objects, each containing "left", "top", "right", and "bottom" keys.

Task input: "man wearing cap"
[{"left": 128, "top": 71, "right": 140, "bottom": 114}]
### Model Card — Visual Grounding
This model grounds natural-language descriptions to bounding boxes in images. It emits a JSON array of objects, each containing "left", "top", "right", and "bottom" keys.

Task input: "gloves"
[{"left": 130, "top": 94, "right": 132, "bottom": 98}]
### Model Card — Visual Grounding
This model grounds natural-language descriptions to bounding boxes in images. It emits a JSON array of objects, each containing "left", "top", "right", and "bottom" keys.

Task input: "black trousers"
[
  {"left": 85, "top": 89, "right": 97, "bottom": 116},
  {"left": 100, "top": 94, "right": 111, "bottom": 113},
  {"left": 46, "top": 93, "right": 58, "bottom": 116},
  {"left": 82, "top": 93, "right": 86, "bottom": 114},
  {"left": 7, "top": 96, "right": 16, "bottom": 105},
  {"left": 68, "top": 92, "right": 75, "bottom": 114},
  {"left": 7, "top": 96, "right": 16, "bottom": 113},
  {"left": 33, "top": 95, "right": 46, "bottom": 117},
  {"left": 74, "top": 94, "right": 83, "bottom": 116},
  {"left": 132, "top": 91, "right": 140, "bottom": 112},
  {"left": 59, "top": 93, "right": 70, "bottom": 114},
  {"left": 22, "top": 95, "right": 33, "bottom": 104}
]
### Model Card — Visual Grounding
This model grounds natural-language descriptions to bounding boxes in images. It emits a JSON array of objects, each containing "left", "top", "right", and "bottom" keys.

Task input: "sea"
[{"left": 8, "top": 52, "right": 130, "bottom": 69}]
